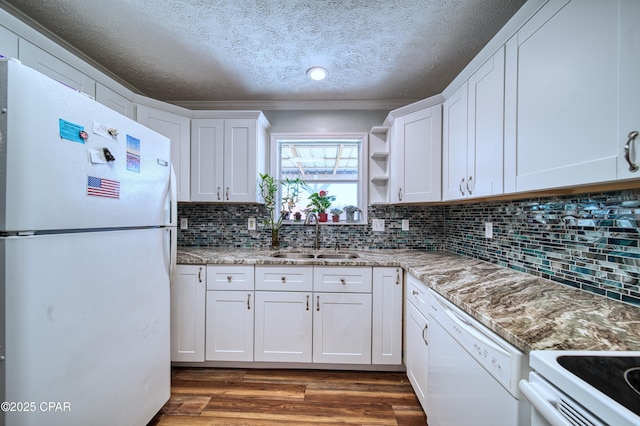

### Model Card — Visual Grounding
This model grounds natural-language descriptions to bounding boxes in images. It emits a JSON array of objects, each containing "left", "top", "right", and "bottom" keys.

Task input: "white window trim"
[{"left": 269, "top": 132, "right": 369, "bottom": 224}]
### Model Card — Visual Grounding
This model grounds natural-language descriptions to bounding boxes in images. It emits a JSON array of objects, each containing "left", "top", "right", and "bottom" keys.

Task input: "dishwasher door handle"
[{"left": 519, "top": 379, "right": 571, "bottom": 426}]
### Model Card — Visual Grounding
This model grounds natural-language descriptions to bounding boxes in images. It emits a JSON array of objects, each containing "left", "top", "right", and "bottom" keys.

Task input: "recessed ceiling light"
[{"left": 307, "top": 66, "right": 328, "bottom": 81}]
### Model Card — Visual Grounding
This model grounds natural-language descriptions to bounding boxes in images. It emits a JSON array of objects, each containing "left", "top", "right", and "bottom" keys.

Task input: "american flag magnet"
[{"left": 87, "top": 176, "right": 120, "bottom": 199}]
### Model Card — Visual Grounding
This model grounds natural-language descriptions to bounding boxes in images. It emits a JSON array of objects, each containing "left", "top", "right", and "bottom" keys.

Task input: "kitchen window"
[{"left": 270, "top": 133, "right": 368, "bottom": 223}]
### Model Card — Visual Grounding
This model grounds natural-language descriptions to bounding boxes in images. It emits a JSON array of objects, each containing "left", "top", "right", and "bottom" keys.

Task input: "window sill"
[{"left": 281, "top": 220, "right": 367, "bottom": 226}]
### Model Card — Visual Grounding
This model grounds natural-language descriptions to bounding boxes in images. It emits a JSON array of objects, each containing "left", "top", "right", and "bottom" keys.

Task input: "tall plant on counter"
[{"left": 258, "top": 173, "right": 307, "bottom": 248}]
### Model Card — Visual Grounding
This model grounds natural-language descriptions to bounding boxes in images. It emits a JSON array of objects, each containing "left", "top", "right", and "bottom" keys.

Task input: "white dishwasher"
[{"left": 427, "top": 290, "right": 530, "bottom": 426}]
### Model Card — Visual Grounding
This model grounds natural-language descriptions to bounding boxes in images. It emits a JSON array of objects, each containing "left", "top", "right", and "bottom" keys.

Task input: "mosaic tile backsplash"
[{"left": 177, "top": 189, "right": 640, "bottom": 306}]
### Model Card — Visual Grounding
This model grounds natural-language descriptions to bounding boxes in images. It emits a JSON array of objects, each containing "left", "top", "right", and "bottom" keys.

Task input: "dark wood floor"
[{"left": 148, "top": 367, "right": 427, "bottom": 425}]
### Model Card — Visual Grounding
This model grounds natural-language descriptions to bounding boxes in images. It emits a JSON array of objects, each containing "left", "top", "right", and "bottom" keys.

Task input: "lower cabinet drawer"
[
  {"left": 207, "top": 265, "right": 255, "bottom": 290},
  {"left": 313, "top": 266, "right": 372, "bottom": 293},
  {"left": 406, "top": 273, "right": 429, "bottom": 318},
  {"left": 255, "top": 265, "right": 313, "bottom": 291}
]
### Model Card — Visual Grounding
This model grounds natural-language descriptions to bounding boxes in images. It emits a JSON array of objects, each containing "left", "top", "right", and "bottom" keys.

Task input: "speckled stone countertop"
[{"left": 177, "top": 247, "right": 640, "bottom": 354}]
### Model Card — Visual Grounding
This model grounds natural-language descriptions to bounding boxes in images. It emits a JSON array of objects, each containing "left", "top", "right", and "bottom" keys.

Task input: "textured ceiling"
[{"left": 1, "top": 0, "right": 526, "bottom": 107}]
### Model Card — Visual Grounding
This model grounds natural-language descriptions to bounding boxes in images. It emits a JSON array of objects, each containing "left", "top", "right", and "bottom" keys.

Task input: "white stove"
[{"left": 520, "top": 350, "right": 640, "bottom": 426}]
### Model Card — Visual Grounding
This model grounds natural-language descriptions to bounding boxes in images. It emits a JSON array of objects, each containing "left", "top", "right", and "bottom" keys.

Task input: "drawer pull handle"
[
  {"left": 412, "top": 290, "right": 419, "bottom": 296},
  {"left": 226, "top": 275, "right": 232, "bottom": 283},
  {"left": 340, "top": 278, "right": 346, "bottom": 285},
  {"left": 281, "top": 276, "right": 286, "bottom": 283},
  {"left": 306, "top": 295, "right": 310, "bottom": 311},
  {"left": 624, "top": 130, "right": 639, "bottom": 172},
  {"left": 247, "top": 293, "right": 251, "bottom": 310}
]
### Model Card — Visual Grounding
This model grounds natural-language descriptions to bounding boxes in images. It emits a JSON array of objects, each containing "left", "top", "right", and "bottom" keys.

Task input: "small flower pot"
[
  {"left": 332, "top": 215, "right": 340, "bottom": 223},
  {"left": 318, "top": 212, "right": 328, "bottom": 222}
]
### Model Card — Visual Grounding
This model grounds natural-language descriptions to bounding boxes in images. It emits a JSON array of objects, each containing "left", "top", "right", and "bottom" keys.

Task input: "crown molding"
[{"left": 170, "top": 99, "right": 417, "bottom": 112}]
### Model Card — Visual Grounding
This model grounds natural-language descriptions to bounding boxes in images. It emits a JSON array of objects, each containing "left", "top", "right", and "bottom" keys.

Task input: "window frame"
[{"left": 269, "top": 132, "right": 369, "bottom": 224}]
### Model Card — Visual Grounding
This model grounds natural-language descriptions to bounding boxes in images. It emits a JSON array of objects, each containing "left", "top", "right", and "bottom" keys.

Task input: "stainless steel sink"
[
  {"left": 269, "top": 252, "right": 359, "bottom": 259},
  {"left": 270, "top": 252, "right": 315, "bottom": 259},
  {"left": 316, "top": 253, "right": 359, "bottom": 259}
]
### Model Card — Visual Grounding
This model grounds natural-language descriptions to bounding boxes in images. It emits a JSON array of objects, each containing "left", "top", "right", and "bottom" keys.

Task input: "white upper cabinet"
[
  {"left": 136, "top": 105, "right": 191, "bottom": 202},
  {"left": 504, "top": 0, "right": 640, "bottom": 192},
  {"left": 96, "top": 83, "right": 135, "bottom": 119},
  {"left": 391, "top": 105, "right": 442, "bottom": 203},
  {"left": 443, "top": 48, "right": 505, "bottom": 200},
  {"left": 18, "top": 39, "right": 95, "bottom": 98},
  {"left": 0, "top": 25, "right": 18, "bottom": 59},
  {"left": 191, "top": 114, "right": 269, "bottom": 202},
  {"left": 443, "top": 83, "right": 469, "bottom": 200}
]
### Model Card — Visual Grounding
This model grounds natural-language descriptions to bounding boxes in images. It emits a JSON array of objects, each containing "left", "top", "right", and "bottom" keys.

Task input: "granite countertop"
[{"left": 177, "top": 247, "right": 640, "bottom": 354}]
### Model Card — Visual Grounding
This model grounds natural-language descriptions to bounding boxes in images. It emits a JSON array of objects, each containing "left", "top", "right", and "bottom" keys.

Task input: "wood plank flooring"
[{"left": 147, "top": 368, "right": 427, "bottom": 425}]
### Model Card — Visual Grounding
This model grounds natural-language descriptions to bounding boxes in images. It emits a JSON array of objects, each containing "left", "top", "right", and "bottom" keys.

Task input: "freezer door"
[
  {"left": 1, "top": 228, "right": 170, "bottom": 426},
  {"left": 0, "top": 59, "right": 171, "bottom": 232}
]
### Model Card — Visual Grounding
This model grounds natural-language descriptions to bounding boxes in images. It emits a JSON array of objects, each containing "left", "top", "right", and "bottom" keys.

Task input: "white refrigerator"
[{"left": 0, "top": 59, "right": 175, "bottom": 425}]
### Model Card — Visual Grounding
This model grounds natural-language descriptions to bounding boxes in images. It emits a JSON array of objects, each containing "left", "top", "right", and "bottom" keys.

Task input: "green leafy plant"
[
  {"left": 259, "top": 173, "right": 307, "bottom": 231},
  {"left": 281, "top": 177, "right": 308, "bottom": 214},
  {"left": 330, "top": 208, "right": 343, "bottom": 216},
  {"left": 307, "top": 190, "right": 336, "bottom": 213}
]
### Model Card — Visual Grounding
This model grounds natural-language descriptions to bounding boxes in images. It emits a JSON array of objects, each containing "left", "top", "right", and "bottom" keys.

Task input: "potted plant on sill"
[
  {"left": 258, "top": 173, "right": 307, "bottom": 248},
  {"left": 330, "top": 208, "right": 343, "bottom": 223},
  {"left": 307, "top": 190, "right": 336, "bottom": 222}
]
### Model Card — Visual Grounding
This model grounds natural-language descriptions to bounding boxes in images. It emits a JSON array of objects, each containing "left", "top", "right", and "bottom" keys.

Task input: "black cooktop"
[{"left": 557, "top": 355, "right": 640, "bottom": 416}]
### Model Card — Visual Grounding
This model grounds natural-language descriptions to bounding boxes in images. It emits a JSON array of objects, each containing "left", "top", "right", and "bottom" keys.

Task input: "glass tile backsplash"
[{"left": 178, "top": 189, "right": 640, "bottom": 306}]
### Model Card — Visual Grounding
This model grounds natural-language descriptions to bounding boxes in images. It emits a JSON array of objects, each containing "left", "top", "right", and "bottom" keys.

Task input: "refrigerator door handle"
[
  {"left": 169, "top": 165, "right": 177, "bottom": 227},
  {"left": 165, "top": 227, "right": 177, "bottom": 283}
]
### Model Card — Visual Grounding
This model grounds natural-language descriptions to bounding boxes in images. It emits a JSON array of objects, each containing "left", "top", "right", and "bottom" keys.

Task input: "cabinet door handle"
[
  {"left": 247, "top": 293, "right": 251, "bottom": 310},
  {"left": 398, "top": 187, "right": 403, "bottom": 201},
  {"left": 306, "top": 294, "right": 310, "bottom": 311},
  {"left": 340, "top": 278, "right": 346, "bottom": 285},
  {"left": 624, "top": 130, "right": 639, "bottom": 172},
  {"left": 395, "top": 269, "right": 400, "bottom": 285},
  {"left": 281, "top": 276, "right": 286, "bottom": 284},
  {"left": 422, "top": 324, "right": 428, "bottom": 346},
  {"left": 225, "top": 187, "right": 230, "bottom": 200},
  {"left": 226, "top": 275, "right": 232, "bottom": 283},
  {"left": 412, "top": 290, "right": 419, "bottom": 296},
  {"left": 198, "top": 267, "right": 203, "bottom": 283},
  {"left": 466, "top": 176, "right": 473, "bottom": 195},
  {"left": 459, "top": 178, "right": 466, "bottom": 195},
  {"left": 216, "top": 186, "right": 221, "bottom": 200},
  {"left": 316, "top": 295, "right": 320, "bottom": 311}
]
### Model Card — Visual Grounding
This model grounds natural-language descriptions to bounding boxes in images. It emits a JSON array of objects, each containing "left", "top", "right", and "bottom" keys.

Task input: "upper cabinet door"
[
  {"left": 137, "top": 106, "right": 191, "bottom": 202},
  {"left": 467, "top": 46, "right": 505, "bottom": 198},
  {"left": 190, "top": 118, "right": 225, "bottom": 202},
  {"left": 18, "top": 39, "right": 96, "bottom": 98},
  {"left": 618, "top": 0, "right": 640, "bottom": 180},
  {"left": 393, "top": 106, "right": 442, "bottom": 203},
  {"left": 224, "top": 119, "right": 258, "bottom": 202},
  {"left": 504, "top": 0, "right": 638, "bottom": 192},
  {"left": 443, "top": 84, "right": 469, "bottom": 200}
]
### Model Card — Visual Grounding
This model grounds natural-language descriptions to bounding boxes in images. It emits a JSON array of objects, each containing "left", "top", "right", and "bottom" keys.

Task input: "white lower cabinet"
[
  {"left": 372, "top": 267, "right": 403, "bottom": 365},
  {"left": 313, "top": 292, "right": 372, "bottom": 364},
  {"left": 254, "top": 291, "right": 313, "bottom": 362},
  {"left": 171, "top": 265, "right": 206, "bottom": 362},
  {"left": 184, "top": 263, "right": 402, "bottom": 367},
  {"left": 254, "top": 266, "right": 313, "bottom": 362},
  {"left": 405, "top": 274, "right": 430, "bottom": 411},
  {"left": 205, "top": 265, "right": 254, "bottom": 361}
]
